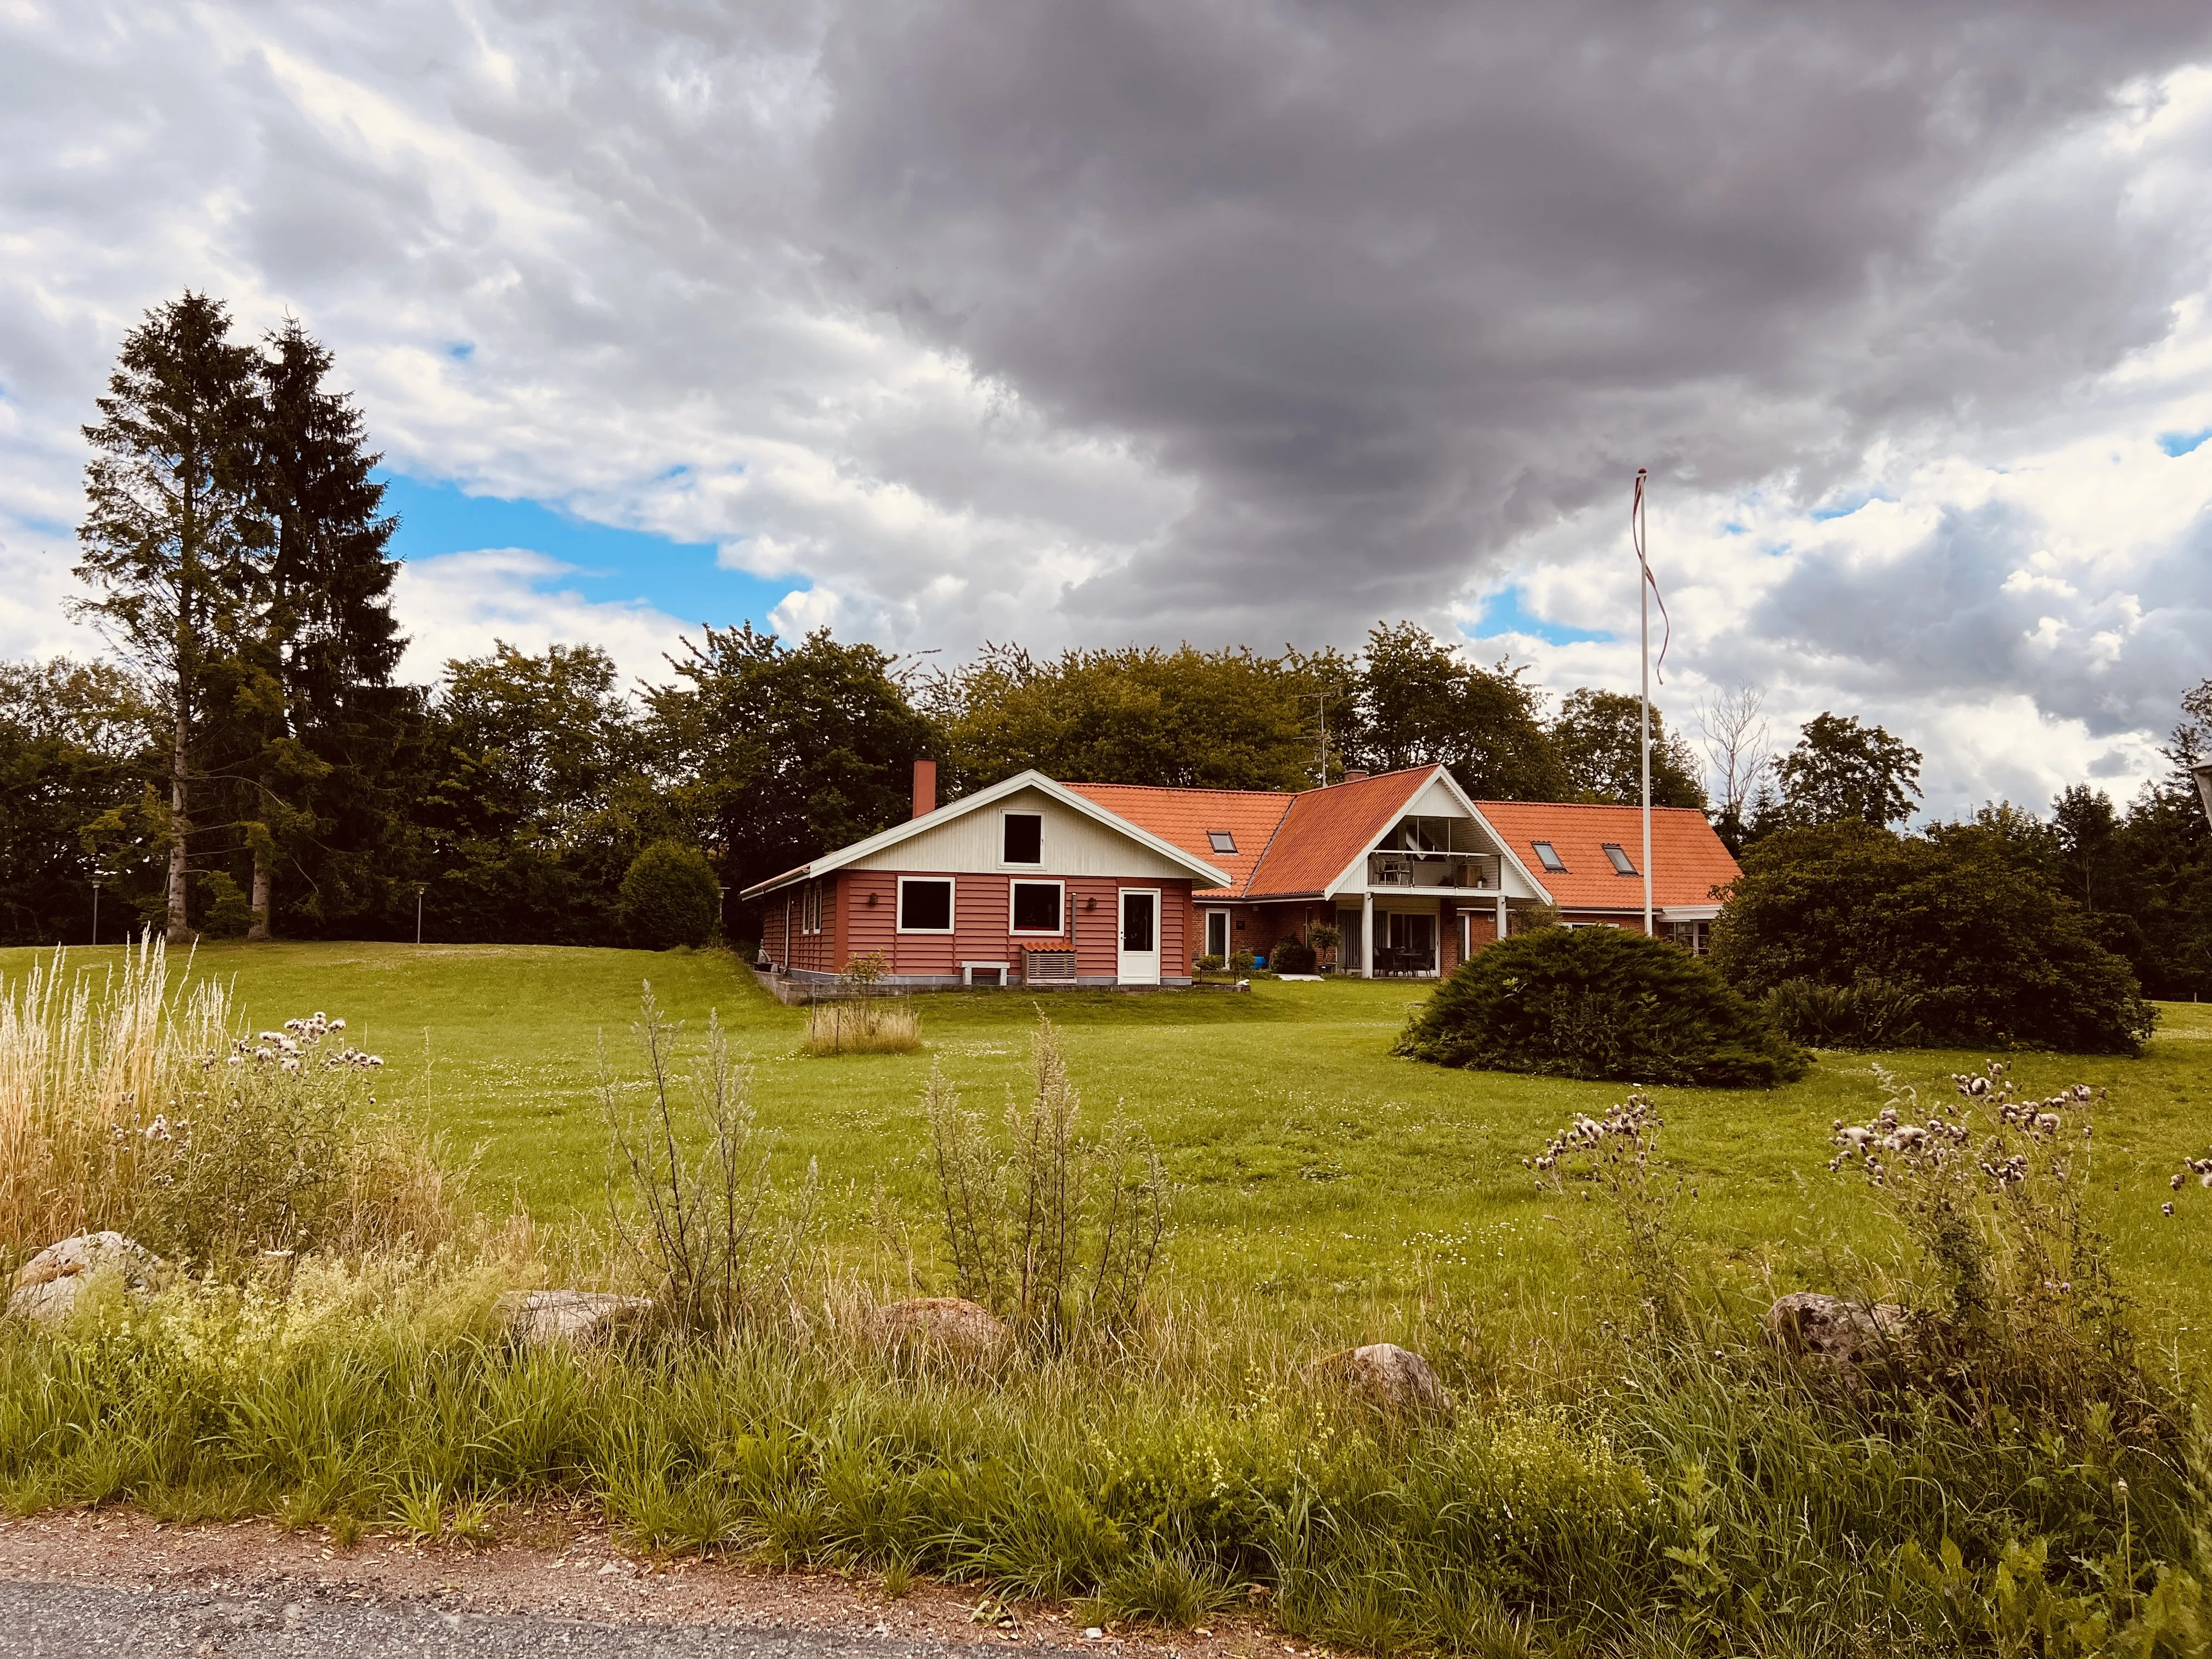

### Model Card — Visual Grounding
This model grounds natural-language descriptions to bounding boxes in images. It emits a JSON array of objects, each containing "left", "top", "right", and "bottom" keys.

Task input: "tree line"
[{"left": 4, "top": 294, "right": 2206, "bottom": 997}]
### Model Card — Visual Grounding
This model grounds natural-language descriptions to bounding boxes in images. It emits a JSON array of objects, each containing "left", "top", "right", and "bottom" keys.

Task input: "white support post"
[
  {"left": 1495, "top": 893, "right": 1508, "bottom": 949},
  {"left": 1361, "top": 891, "right": 1375, "bottom": 980}
]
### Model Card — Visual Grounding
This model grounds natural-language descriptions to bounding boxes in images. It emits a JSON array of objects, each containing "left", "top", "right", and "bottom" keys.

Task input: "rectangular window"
[
  {"left": 1672, "top": 919, "right": 1711, "bottom": 955},
  {"left": 1207, "top": 829, "right": 1237, "bottom": 854},
  {"left": 1204, "top": 911, "right": 1229, "bottom": 958},
  {"left": 1531, "top": 840, "right": 1567, "bottom": 872},
  {"left": 802, "top": 882, "right": 822, "bottom": 934},
  {"left": 1002, "top": 812, "right": 1043, "bottom": 865},
  {"left": 1010, "top": 880, "right": 1063, "bottom": 934},
  {"left": 1602, "top": 842, "right": 1637, "bottom": 876},
  {"left": 898, "top": 877, "right": 955, "bottom": 933}
]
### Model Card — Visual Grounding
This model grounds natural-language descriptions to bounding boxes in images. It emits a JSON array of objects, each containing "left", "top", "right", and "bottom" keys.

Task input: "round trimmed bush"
[
  {"left": 617, "top": 841, "right": 722, "bottom": 949},
  {"left": 1395, "top": 924, "right": 1810, "bottom": 1088}
]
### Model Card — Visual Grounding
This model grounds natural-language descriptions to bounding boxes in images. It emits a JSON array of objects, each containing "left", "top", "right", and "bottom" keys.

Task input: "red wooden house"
[{"left": 747, "top": 760, "right": 1741, "bottom": 989}]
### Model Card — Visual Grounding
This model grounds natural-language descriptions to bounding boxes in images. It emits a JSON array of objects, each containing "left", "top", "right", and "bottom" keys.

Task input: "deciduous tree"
[
  {"left": 1769, "top": 712, "right": 1922, "bottom": 829},
  {"left": 1548, "top": 687, "right": 1706, "bottom": 810},
  {"left": 927, "top": 642, "right": 1337, "bottom": 793},
  {"left": 0, "top": 660, "right": 160, "bottom": 944},
  {"left": 648, "top": 624, "right": 934, "bottom": 907},
  {"left": 1351, "top": 622, "right": 1566, "bottom": 800}
]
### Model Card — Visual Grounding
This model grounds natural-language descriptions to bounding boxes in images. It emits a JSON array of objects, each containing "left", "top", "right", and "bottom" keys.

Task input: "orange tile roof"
[
  {"left": 1472, "top": 800, "right": 1738, "bottom": 911},
  {"left": 1243, "top": 769, "right": 1434, "bottom": 896},
  {"left": 1068, "top": 769, "right": 1437, "bottom": 898},
  {"left": 1063, "top": 783, "right": 1294, "bottom": 895}
]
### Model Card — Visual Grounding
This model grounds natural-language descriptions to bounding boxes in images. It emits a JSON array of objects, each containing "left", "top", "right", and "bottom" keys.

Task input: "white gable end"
[{"left": 853, "top": 786, "right": 1197, "bottom": 879}]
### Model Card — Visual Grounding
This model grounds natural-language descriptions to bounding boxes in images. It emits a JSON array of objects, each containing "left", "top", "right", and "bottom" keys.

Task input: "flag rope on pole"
[{"left": 1632, "top": 470, "right": 1669, "bottom": 938}]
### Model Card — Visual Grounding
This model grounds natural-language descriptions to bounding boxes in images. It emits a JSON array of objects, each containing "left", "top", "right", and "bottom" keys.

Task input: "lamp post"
[
  {"left": 90, "top": 880, "right": 101, "bottom": 948},
  {"left": 412, "top": 882, "right": 428, "bottom": 946}
]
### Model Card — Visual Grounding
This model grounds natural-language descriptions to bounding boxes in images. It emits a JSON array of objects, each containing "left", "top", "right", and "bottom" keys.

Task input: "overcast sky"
[{"left": 5, "top": 1, "right": 2211, "bottom": 818}]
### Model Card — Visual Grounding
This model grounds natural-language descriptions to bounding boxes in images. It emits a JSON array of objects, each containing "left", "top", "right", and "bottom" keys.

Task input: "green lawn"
[{"left": 10, "top": 941, "right": 2212, "bottom": 1355}]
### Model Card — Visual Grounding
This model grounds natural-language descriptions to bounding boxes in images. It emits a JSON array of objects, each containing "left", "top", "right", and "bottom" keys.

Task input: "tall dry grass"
[
  {"left": 0, "top": 939, "right": 460, "bottom": 1266},
  {"left": 0, "top": 939, "right": 227, "bottom": 1254},
  {"left": 800, "top": 997, "right": 919, "bottom": 1056}
]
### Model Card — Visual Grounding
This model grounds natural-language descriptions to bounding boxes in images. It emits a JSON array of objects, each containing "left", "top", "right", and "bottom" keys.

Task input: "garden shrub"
[
  {"left": 1712, "top": 821, "right": 2157, "bottom": 1053},
  {"left": 1269, "top": 938, "right": 1318, "bottom": 974},
  {"left": 1395, "top": 925, "right": 1809, "bottom": 1087},
  {"left": 616, "top": 841, "right": 721, "bottom": 949}
]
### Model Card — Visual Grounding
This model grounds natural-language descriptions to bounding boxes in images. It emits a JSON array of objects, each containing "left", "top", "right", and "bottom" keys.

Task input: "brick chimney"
[
  {"left": 1342, "top": 768, "right": 1370, "bottom": 783},
  {"left": 911, "top": 758, "right": 937, "bottom": 819}
]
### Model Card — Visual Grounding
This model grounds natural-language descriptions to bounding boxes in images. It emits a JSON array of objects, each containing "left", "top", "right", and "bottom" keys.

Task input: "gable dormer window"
[
  {"left": 1602, "top": 843, "right": 1637, "bottom": 876},
  {"left": 1207, "top": 830, "right": 1237, "bottom": 854},
  {"left": 1531, "top": 840, "right": 1567, "bottom": 873},
  {"left": 1002, "top": 812, "right": 1043, "bottom": 865}
]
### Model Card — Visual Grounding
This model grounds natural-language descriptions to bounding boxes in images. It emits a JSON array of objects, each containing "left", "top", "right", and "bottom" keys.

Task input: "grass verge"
[{"left": 3, "top": 1268, "right": 2204, "bottom": 1658}]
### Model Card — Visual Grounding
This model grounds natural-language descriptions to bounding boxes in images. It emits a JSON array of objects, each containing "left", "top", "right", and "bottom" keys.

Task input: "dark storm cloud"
[{"left": 801, "top": 1, "right": 2212, "bottom": 638}]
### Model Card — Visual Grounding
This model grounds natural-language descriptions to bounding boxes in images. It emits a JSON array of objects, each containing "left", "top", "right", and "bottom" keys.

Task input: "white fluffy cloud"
[
  {"left": 3, "top": 1, "right": 2210, "bottom": 817},
  {"left": 388, "top": 550, "right": 691, "bottom": 686}
]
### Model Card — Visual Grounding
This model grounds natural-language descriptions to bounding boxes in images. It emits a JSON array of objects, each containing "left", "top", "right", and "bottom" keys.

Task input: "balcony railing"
[{"left": 1366, "top": 851, "right": 1500, "bottom": 890}]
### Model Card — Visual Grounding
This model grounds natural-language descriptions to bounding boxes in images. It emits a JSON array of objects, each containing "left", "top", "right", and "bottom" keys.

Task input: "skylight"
[
  {"left": 1207, "top": 830, "right": 1237, "bottom": 853},
  {"left": 1602, "top": 842, "right": 1637, "bottom": 876},
  {"left": 1531, "top": 840, "right": 1566, "bottom": 872}
]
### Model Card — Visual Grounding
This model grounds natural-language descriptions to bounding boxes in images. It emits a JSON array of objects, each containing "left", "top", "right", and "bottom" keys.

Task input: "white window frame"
[
  {"left": 896, "top": 875, "right": 957, "bottom": 934},
  {"left": 1203, "top": 909, "right": 1231, "bottom": 958},
  {"left": 1008, "top": 878, "right": 1066, "bottom": 936},
  {"left": 1000, "top": 810, "right": 1045, "bottom": 868}
]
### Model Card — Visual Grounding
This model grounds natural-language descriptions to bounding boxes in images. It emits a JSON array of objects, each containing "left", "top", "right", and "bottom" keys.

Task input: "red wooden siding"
[{"left": 823, "top": 871, "right": 1193, "bottom": 980}]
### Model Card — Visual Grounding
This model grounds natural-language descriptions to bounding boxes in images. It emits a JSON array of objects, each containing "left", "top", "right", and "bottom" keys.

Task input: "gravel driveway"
[{"left": 0, "top": 1579, "right": 1015, "bottom": 1657}]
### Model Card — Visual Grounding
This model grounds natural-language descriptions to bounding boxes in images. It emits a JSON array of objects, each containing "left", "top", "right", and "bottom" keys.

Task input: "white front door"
[{"left": 1118, "top": 889, "right": 1161, "bottom": 985}]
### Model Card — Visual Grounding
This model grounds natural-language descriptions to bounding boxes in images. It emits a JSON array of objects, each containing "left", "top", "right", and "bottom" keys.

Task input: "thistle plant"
[
  {"left": 1525, "top": 1091, "right": 1690, "bottom": 1332},
  {"left": 1827, "top": 1061, "right": 2155, "bottom": 1433}
]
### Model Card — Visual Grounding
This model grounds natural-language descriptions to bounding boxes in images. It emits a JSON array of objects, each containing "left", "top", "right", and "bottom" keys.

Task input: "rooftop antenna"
[{"left": 1631, "top": 469, "right": 1672, "bottom": 938}]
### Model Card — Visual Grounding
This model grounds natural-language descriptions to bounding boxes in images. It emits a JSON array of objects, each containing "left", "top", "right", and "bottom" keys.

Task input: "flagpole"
[{"left": 1635, "top": 469, "right": 1653, "bottom": 937}]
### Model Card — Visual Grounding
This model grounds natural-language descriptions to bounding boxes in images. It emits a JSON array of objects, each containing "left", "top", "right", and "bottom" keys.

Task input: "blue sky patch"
[
  {"left": 1809, "top": 490, "right": 1894, "bottom": 521},
  {"left": 2157, "top": 428, "right": 2210, "bottom": 458},
  {"left": 1468, "top": 586, "right": 1612, "bottom": 646},
  {"left": 376, "top": 472, "right": 797, "bottom": 630}
]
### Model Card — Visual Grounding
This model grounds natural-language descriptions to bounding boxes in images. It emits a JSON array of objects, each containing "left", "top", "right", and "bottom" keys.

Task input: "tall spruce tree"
[
  {"left": 241, "top": 318, "right": 406, "bottom": 938},
  {"left": 74, "top": 293, "right": 265, "bottom": 943}
]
